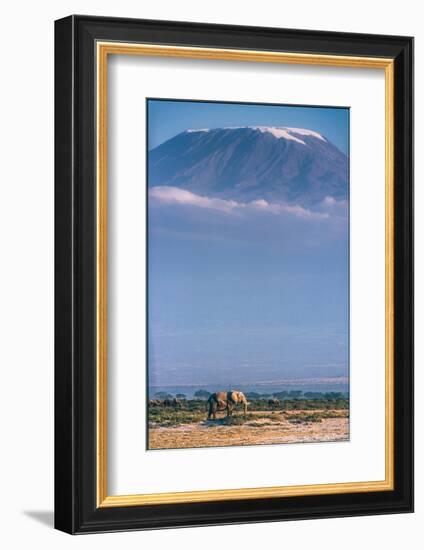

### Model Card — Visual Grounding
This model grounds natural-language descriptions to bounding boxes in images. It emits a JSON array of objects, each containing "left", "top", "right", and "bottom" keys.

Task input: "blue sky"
[
  {"left": 148, "top": 99, "right": 349, "bottom": 154},
  {"left": 147, "top": 99, "right": 349, "bottom": 390}
]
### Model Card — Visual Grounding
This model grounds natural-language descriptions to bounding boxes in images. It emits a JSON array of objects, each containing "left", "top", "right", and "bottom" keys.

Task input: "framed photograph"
[{"left": 54, "top": 15, "right": 413, "bottom": 534}]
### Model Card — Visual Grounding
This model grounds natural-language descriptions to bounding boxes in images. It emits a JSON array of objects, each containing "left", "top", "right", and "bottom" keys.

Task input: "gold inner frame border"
[{"left": 96, "top": 42, "right": 395, "bottom": 508}]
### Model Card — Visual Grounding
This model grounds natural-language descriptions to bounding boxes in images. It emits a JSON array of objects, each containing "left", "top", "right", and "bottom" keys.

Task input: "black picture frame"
[{"left": 55, "top": 15, "right": 414, "bottom": 534}]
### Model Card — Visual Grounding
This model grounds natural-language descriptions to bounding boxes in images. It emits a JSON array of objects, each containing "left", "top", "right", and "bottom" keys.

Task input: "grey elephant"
[
  {"left": 268, "top": 398, "right": 280, "bottom": 406},
  {"left": 163, "top": 397, "right": 182, "bottom": 408},
  {"left": 206, "top": 391, "right": 249, "bottom": 420}
]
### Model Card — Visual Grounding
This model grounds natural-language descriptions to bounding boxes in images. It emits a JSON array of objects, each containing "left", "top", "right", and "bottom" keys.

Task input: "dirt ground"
[{"left": 148, "top": 410, "right": 349, "bottom": 450}]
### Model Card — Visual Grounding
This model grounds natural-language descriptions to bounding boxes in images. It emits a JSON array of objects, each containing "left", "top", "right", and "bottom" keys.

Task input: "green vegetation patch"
[
  {"left": 148, "top": 397, "right": 349, "bottom": 429},
  {"left": 149, "top": 407, "right": 206, "bottom": 427}
]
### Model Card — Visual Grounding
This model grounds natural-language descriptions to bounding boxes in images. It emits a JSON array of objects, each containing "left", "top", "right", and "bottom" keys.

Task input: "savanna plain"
[{"left": 148, "top": 391, "right": 349, "bottom": 450}]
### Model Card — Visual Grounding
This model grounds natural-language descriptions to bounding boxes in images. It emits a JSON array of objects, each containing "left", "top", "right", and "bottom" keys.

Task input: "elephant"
[
  {"left": 163, "top": 397, "right": 181, "bottom": 408},
  {"left": 206, "top": 391, "right": 249, "bottom": 420},
  {"left": 268, "top": 398, "right": 280, "bottom": 406},
  {"left": 172, "top": 397, "right": 182, "bottom": 408}
]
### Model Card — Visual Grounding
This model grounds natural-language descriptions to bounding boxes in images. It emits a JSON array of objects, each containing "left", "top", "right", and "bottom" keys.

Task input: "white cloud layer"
[{"left": 149, "top": 186, "right": 344, "bottom": 220}]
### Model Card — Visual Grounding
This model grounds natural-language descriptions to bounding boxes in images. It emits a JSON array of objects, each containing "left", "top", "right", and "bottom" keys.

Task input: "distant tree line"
[
  {"left": 153, "top": 389, "right": 347, "bottom": 401},
  {"left": 154, "top": 391, "right": 187, "bottom": 399}
]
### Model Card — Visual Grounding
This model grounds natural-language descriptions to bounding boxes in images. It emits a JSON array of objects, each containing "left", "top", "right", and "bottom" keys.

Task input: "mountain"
[{"left": 148, "top": 126, "right": 348, "bottom": 207}]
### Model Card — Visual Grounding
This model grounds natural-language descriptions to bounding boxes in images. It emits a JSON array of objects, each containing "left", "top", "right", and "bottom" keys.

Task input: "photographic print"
[{"left": 147, "top": 99, "right": 349, "bottom": 450}]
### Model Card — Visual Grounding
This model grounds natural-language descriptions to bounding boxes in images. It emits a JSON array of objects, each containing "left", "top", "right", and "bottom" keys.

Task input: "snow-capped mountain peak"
[
  {"left": 243, "top": 127, "right": 307, "bottom": 144},
  {"left": 186, "top": 128, "right": 210, "bottom": 133},
  {"left": 150, "top": 126, "right": 347, "bottom": 206},
  {"left": 284, "top": 127, "right": 327, "bottom": 142},
  {"left": 185, "top": 126, "right": 327, "bottom": 145}
]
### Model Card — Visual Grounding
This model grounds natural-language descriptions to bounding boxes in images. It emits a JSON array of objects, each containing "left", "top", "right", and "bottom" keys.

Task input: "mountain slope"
[{"left": 148, "top": 126, "right": 348, "bottom": 207}]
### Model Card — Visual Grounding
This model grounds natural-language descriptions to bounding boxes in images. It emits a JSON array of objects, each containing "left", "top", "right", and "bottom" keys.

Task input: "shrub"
[{"left": 194, "top": 389, "right": 211, "bottom": 399}]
